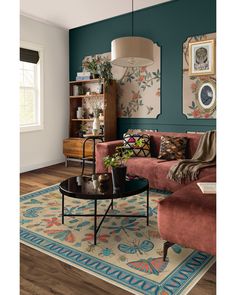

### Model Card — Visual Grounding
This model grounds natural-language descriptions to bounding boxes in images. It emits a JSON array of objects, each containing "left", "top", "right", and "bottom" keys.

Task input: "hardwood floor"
[{"left": 20, "top": 162, "right": 216, "bottom": 295}]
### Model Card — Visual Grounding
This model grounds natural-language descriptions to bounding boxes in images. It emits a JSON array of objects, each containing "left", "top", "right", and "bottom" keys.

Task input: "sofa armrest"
[{"left": 96, "top": 140, "right": 123, "bottom": 173}]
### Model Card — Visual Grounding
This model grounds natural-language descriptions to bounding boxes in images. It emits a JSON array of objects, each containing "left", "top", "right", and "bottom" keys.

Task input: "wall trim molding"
[
  {"left": 20, "top": 12, "right": 68, "bottom": 31},
  {"left": 20, "top": 158, "right": 65, "bottom": 173}
]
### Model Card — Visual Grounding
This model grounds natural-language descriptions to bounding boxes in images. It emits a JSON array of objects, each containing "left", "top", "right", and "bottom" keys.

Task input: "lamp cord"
[{"left": 132, "top": 0, "right": 134, "bottom": 36}]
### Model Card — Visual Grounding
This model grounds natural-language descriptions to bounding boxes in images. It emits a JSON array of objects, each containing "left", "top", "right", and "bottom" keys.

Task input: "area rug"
[{"left": 20, "top": 185, "right": 215, "bottom": 295}]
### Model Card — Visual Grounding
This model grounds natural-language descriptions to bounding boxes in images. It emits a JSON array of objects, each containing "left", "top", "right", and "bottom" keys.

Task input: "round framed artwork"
[{"left": 197, "top": 81, "right": 216, "bottom": 113}]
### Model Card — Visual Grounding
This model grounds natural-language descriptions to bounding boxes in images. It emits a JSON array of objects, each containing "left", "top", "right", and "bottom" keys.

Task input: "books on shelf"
[{"left": 197, "top": 182, "right": 216, "bottom": 194}]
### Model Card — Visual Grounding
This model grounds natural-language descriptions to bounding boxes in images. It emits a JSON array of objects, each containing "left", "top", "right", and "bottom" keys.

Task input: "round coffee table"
[{"left": 59, "top": 174, "right": 149, "bottom": 245}]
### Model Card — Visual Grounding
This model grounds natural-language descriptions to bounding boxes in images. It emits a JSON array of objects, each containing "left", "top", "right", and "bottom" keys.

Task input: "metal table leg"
[
  {"left": 94, "top": 199, "right": 97, "bottom": 245},
  {"left": 62, "top": 194, "right": 64, "bottom": 224},
  {"left": 147, "top": 187, "right": 149, "bottom": 226}
]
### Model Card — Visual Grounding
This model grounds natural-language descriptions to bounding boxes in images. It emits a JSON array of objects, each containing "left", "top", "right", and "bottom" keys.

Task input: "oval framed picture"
[{"left": 197, "top": 81, "right": 216, "bottom": 113}]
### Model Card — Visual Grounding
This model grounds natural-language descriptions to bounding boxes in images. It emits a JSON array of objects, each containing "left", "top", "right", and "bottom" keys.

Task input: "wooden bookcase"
[{"left": 63, "top": 78, "right": 117, "bottom": 165}]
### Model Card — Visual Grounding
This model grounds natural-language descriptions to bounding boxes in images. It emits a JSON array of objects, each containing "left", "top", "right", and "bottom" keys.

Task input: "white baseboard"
[{"left": 20, "top": 158, "right": 65, "bottom": 173}]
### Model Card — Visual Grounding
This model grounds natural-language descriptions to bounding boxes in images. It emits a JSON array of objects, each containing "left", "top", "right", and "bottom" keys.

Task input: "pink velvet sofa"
[
  {"left": 158, "top": 174, "right": 216, "bottom": 257},
  {"left": 96, "top": 131, "right": 216, "bottom": 192},
  {"left": 96, "top": 131, "right": 216, "bottom": 256}
]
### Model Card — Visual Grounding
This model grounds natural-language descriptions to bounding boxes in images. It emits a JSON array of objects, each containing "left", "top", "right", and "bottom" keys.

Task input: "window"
[{"left": 20, "top": 42, "right": 43, "bottom": 132}]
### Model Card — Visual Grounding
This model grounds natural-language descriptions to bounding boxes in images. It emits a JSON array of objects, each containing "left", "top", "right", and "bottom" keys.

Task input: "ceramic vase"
[
  {"left": 76, "top": 107, "right": 83, "bottom": 119},
  {"left": 111, "top": 166, "right": 127, "bottom": 192},
  {"left": 92, "top": 117, "right": 100, "bottom": 135}
]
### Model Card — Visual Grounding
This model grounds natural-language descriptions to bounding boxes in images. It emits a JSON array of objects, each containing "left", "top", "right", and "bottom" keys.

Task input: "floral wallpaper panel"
[{"left": 82, "top": 43, "right": 161, "bottom": 118}]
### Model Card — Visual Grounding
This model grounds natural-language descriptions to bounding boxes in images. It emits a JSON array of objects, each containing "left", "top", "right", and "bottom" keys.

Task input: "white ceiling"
[{"left": 20, "top": 0, "right": 171, "bottom": 30}]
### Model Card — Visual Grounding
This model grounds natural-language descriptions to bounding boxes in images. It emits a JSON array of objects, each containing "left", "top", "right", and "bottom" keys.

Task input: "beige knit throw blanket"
[{"left": 168, "top": 130, "right": 216, "bottom": 183}]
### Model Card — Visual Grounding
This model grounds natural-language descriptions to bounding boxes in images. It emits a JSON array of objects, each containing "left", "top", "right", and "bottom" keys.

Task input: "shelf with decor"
[
  {"left": 71, "top": 118, "right": 104, "bottom": 122},
  {"left": 63, "top": 78, "right": 117, "bottom": 166},
  {"left": 69, "top": 94, "right": 104, "bottom": 99},
  {"left": 69, "top": 78, "right": 103, "bottom": 84}
]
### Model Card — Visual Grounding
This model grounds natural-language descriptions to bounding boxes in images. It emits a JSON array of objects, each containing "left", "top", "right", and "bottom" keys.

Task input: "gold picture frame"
[{"left": 189, "top": 39, "right": 215, "bottom": 76}]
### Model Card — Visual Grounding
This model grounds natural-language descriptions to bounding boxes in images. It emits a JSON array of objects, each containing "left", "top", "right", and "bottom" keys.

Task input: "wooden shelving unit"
[{"left": 63, "top": 78, "right": 117, "bottom": 165}]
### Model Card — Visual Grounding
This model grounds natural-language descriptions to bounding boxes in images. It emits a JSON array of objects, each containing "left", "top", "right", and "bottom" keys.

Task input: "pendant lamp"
[{"left": 111, "top": 0, "right": 154, "bottom": 67}]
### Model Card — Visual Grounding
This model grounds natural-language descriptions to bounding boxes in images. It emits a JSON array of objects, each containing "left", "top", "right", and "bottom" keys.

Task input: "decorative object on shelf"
[
  {"left": 189, "top": 39, "right": 215, "bottom": 76},
  {"left": 76, "top": 107, "right": 83, "bottom": 119},
  {"left": 76, "top": 71, "right": 91, "bottom": 81},
  {"left": 99, "top": 112, "right": 104, "bottom": 121},
  {"left": 78, "top": 85, "right": 84, "bottom": 95},
  {"left": 78, "top": 122, "right": 87, "bottom": 138},
  {"left": 92, "top": 115, "right": 100, "bottom": 135},
  {"left": 97, "top": 80, "right": 103, "bottom": 94},
  {"left": 73, "top": 85, "right": 79, "bottom": 96},
  {"left": 183, "top": 33, "right": 216, "bottom": 119},
  {"left": 111, "top": 0, "right": 153, "bottom": 67},
  {"left": 104, "top": 147, "right": 133, "bottom": 190}
]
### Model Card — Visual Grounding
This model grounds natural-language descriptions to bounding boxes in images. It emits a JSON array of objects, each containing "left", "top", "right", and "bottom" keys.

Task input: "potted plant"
[
  {"left": 78, "top": 122, "right": 87, "bottom": 138},
  {"left": 99, "top": 60, "right": 113, "bottom": 90},
  {"left": 104, "top": 147, "right": 133, "bottom": 190},
  {"left": 83, "top": 56, "right": 100, "bottom": 79},
  {"left": 82, "top": 56, "right": 113, "bottom": 89}
]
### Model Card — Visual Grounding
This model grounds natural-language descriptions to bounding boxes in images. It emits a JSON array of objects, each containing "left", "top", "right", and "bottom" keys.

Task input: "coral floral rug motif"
[{"left": 20, "top": 185, "right": 215, "bottom": 295}]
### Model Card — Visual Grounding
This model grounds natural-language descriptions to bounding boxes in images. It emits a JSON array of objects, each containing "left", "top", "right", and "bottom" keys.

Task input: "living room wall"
[
  {"left": 20, "top": 15, "right": 69, "bottom": 172},
  {"left": 69, "top": 0, "right": 216, "bottom": 138}
]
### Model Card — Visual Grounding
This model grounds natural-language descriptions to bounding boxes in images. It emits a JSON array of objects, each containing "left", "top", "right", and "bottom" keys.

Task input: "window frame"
[{"left": 20, "top": 41, "right": 44, "bottom": 133}]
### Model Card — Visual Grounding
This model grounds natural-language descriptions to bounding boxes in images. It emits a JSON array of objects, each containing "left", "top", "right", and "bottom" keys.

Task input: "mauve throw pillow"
[
  {"left": 158, "top": 136, "right": 188, "bottom": 160},
  {"left": 123, "top": 133, "right": 151, "bottom": 157}
]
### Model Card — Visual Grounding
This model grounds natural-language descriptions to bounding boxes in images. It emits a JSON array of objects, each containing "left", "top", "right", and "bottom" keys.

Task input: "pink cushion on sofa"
[
  {"left": 146, "top": 132, "right": 202, "bottom": 158},
  {"left": 126, "top": 157, "right": 166, "bottom": 188}
]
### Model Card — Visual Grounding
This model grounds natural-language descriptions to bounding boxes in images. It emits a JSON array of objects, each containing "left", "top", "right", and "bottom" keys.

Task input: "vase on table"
[{"left": 111, "top": 166, "right": 127, "bottom": 192}]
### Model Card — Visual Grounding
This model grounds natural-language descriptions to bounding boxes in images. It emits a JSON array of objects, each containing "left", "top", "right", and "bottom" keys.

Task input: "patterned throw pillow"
[
  {"left": 123, "top": 133, "right": 151, "bottom": 157},
  {"left": 158, "top": 136, "right": 188, "bottom": 160}
]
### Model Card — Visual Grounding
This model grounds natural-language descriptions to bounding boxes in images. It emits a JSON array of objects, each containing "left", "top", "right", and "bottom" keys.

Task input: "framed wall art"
[
  {"left": 189, "top": 39, "right": 215, "bottom": 76},
  {"left": 183, "top": 33, "right": 216, "bottom": 119},
  {"left": 196, "top": 81, "right": 216, "bottom": 113}
]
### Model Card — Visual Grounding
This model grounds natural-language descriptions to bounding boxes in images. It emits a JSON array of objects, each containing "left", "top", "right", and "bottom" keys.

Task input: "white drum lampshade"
[{"left": 111, "top": 36, "right": 154, "bottom": 67}]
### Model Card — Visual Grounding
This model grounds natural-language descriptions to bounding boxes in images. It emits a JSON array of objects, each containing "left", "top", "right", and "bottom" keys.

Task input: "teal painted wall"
[{"left": 69, "top": 0, "right": 216, "bottom": 138}]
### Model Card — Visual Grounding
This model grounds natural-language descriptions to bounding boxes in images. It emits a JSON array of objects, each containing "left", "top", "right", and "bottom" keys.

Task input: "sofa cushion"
[
  {"left": 158, "top": 136, "right": 188, "bottom": 160},
  {"left": 126, "top": 157, "right": 165, "bottom": 188},
  {"left": 145, "top": 132, "right": 202, "bottom": 158},
  {"left": 123, "top": 133, "right": 151, "bottom": 157}
]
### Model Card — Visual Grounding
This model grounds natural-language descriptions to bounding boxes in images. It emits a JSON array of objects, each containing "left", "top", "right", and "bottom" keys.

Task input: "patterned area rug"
[{"left": 20, "top": 185, "right": 215, "bottom": 295}]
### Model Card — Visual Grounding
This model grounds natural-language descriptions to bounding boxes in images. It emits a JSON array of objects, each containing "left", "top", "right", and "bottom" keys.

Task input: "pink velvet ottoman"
[{"left": 158, "top": 174, "right": 216, "bottom": 259}]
